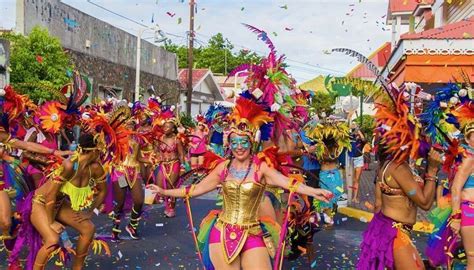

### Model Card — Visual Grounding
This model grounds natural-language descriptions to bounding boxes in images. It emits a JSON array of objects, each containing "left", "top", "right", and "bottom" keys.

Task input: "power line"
[
  {"left": 194, "top": 33, "right": 347, "bottom": 75},
  {"left": 85, "top": 1, "right": 348, "bottom": 76},
  {"left": 86, "top": 0, "right": 148, "bottom": 28}
]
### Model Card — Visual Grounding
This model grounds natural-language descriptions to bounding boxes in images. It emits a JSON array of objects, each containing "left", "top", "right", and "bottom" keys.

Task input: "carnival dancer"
[
  {"left": 189, "top": 115, "right": 209, "bottom": 170},
  {"left": 156, "top": 118, "right": 185, "bottom": 218},
  {"left": 304, "top": 118, "right": 351, "bottom": 227},
  {"left": 450, "top": 100, "right": 474, "bottom": 269},
  {"left": 148, "top": 96, "right": 332, "bottom": 269},
  {"left": 205, "top": 105, "right": 229, "bottom": 157},
  {"left": 0, "top": 86, "right": 71, "bottom": 240},
  {"left": 110, "top": 104, "right": 150, "bottom": 240},
  {"left": 9, "top": 101, "right": 130, "bottom": 269},
  {"left": 357, "top": 85, "right": 442, "bottom": 270},
  {"left": 23, "top": 102, "right": 62, "bottom": 188}
]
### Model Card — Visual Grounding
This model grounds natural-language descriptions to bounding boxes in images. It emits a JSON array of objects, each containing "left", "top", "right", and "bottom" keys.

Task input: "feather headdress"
[
  {"left": 33, "top": 71, "right": 91, "bottom": 133},
  {"left": 0, "top": 85, "right": 33, "bottom": 132},
  {"left": 420, "top": 84, "right": 461, "bottom": 147},
  {"left": 374, "top": 84, "right": 429, "bottom": 163},
  {"left": 228, "top": 24, "right": 300, "bottom": 142},
  {"left": 82, "top": 106, "right": 132, "bottom": 164},
  {"left": 226, "top": 96, "right": 272, "bottom": 144},
  {"left": 304, "top": 118, "right": 351, "bottom": 160},
  {"left": 37, "top": 101, "right": 66, "bottom": 134}
]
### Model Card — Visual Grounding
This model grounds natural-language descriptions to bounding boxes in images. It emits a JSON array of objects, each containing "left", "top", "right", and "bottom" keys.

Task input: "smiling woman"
[{"left": 147, "top": 96, "right": 332, "bottom": 270}]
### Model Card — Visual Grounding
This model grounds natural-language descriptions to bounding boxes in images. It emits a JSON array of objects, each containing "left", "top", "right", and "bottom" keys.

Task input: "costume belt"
[
  {"left": 392, "top": 222, "right": 413, "bottom": 235},
  {"left": 215, "top": 218, "right": 262, "bottom": 264}
]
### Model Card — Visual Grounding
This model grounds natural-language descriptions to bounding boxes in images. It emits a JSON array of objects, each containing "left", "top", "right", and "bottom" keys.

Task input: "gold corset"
[
  {"left": 123, "top": 140, "right": 140, "bottom": 167},
  {"left": 219, "top": 180, "right": 266, "bottom": 226}
]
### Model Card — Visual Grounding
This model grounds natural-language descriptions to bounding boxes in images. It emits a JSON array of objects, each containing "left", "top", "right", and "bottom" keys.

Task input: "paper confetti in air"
[
  {"left": 408, "top": 189, "right": 417, "bottom": 196},
  {"left": 118, "top": 250, "right": 123, "bottom": 259},
  {"left": 156, "top": 223, "right": 164, "bottom": 227},
  {"left": 311, "top": 260, "right": 317, "bottom": 268},
  {"left": 93, "top": 208, "right": 100, "bottom": 216},
  {"left": 336, "top": 186, "right": 344, "bottom": 193}
]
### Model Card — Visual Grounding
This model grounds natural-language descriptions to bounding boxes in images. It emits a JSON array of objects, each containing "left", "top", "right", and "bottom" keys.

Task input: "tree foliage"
[
  {"left": 164, "top": 33, "right": 261, "bottom": 74},
  {"left": 310, "top": 91, "right": 336, "bottom": 117},
  {"left": 355, "top": 114, "right": 375, "bottom": 141},
  {"left": 2, "top": 26, "right": 73, "bottom": 102}
]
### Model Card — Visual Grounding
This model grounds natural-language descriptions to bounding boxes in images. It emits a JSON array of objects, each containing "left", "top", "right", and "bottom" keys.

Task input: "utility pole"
[{"left": 186, "top": 0, "right": 195, "bottom": 116}]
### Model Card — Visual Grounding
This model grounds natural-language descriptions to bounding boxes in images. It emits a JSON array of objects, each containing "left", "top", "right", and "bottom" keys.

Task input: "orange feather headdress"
[
  {"left": 82, "top": 106, "right": 133, "bottom": 165},
  {"left": 374, "top": 85, "right": 429, "bottom": 163},
  {"left": 226, "top": 96, "right": 273, "bottom": 144}
]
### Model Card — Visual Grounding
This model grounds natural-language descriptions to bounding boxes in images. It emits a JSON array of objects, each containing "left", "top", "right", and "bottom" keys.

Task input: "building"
[
  {"left": 15, "top": 0, "right": 180, "bottom": 102},
  {"left": 382, "top": 0, "right": 474, "bottom": 89},
  {"left": 178, "top": 69, "right": 224, "bottom": 115},
  {"left": 214, "top": 74, "right": 246, "bottom": 103}
]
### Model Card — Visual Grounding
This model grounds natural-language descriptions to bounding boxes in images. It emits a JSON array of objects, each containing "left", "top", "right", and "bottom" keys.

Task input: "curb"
[{"left": 338, "top": 206, "right": 434, "bottom": 233}]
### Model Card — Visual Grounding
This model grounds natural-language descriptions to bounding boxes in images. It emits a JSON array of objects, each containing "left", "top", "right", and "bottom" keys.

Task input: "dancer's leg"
[
  {"left": 209, "top": 243, "right": 241, "bottom": 270},
  {"left": 56, "top": 204, "right": 95, "bottom": 270},
  {"left": 31, "top": 202, "right": 59, "bottom": 270},
  {"left": 126, "top": 178, "right": 144, "bottom": 239},
  {"left": 111, "top": 181, "right": 126, "bottom": 240},
  {"left": 241, "top": 247, "right": 272, "bottom": 270},
  {"left": 0, "top": 191, "right": 11, "bottom": 236},
  {"left": 461, "top": 226, "right": 474, "bottom": 270},
  {"left": 393, "top": 232, "right": 424, "bottom": 270}
]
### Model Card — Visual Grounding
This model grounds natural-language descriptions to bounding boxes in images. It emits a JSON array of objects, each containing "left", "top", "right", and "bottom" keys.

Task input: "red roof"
[
  {"left": 388, "top": 0, "right": 420, "bottom": 14},
  {"left": 347, "top": 42, "right": 392, "bottom": 79},
  {"left": 178, "top": 69, "right": 210, "bottom": 89},
  {"left": 401, "top": 16, "right": 474, "bottom": 40}
]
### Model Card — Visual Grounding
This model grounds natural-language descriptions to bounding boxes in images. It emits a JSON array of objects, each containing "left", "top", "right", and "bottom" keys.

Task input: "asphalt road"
[{"left": 0, "top": 196, "right": 429, "bottom": 269}]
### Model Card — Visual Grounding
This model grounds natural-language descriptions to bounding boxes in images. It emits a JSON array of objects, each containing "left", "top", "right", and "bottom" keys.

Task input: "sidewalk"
[{"left": 344, "top": 160, "right": 430, "bottom": 222}]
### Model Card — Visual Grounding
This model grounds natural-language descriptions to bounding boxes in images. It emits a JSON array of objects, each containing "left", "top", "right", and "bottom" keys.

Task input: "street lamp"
[{"left": 134, "top": 25, "right": 167, "bottom": 102}]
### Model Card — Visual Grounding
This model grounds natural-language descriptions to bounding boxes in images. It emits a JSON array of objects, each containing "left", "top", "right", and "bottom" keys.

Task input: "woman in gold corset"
[{"left": 148, "top": 97, "right": 331, "bottom": 269}]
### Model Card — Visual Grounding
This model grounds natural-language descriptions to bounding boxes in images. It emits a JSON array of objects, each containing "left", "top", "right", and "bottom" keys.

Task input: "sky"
[{"left": 0, "top": 0, "right": 392, "bottom": 83}]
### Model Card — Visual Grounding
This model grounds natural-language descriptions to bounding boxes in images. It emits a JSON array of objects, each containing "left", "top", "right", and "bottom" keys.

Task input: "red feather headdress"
[
  {"left": 82, "top": 106, "right": 133, "bottom": 165},
  {"left": 451, "top": 101, "right": 474, "bottom": 137},
  {"left": 0, "top": 85, "right": 34, "bottom": 132},
  {"left": 227, "top": 97, "right": 273, "bottom": 143}
]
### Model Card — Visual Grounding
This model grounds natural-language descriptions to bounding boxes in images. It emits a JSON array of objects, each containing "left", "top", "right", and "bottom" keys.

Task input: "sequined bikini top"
[
  {"left": 379, "top": 160, "right": 423, "bottom": 196},
  {"left": 159, "top": 137, "right": 177, "bottom": 154}
]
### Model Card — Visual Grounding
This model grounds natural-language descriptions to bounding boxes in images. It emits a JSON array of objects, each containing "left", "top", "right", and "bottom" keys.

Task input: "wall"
[
  {"left": 18, "top": 0, "right": 177, "bottom": 80},
  {"left": 17, "top": 0, "right": 179, "bottom": 101},
  {"left": 69, "top": 50, "right": 179, "bottom": 103}
]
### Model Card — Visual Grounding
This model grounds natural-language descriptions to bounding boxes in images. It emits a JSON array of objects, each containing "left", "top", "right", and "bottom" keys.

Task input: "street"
[{"left": 1, "top": 196, "right": 429, "bottom": 269}]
